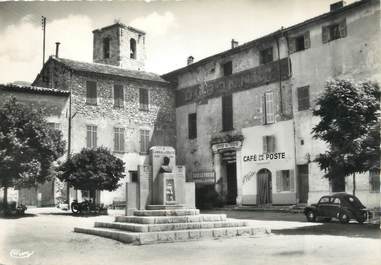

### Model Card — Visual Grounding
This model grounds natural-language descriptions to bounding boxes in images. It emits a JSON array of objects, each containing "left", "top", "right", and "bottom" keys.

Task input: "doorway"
[
  {"left": 297, "top": 165, "right": 309, "bottom": 204},
  {"left": 225, "top": 162, "right": 237, "bottom": 204},
  {"left": 257, "top": 168, "right": 272, "bottom": 206}
]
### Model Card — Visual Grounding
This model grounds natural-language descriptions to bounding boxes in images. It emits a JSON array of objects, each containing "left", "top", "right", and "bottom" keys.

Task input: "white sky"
[{"left": 0, "top": 0, "right": 355, "bottom": 84}]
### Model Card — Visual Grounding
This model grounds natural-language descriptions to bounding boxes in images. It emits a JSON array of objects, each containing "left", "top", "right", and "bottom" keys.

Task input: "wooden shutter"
[
  {"left": 263, "top": 136, "right": 268, "bottom": 153},
  {"left": 269, "top": 135, "right": 276, "bottom": 153},
  {"left": 276, "top": 171, "right": 282, "bottom": 192},
  {"left": 120, "top": 128, "right": 125, "bottom": 152},
  {"left": 288, "top": 37, "right": 296, "bottom": 54},
  {"left": 322, "top": 26, "right": 329, "bottom": 43},
  {"left": 290, "top": 169, "right": 295, "bottom": 192},
  {"left": 262, "top": 94, "right": 266, "bottom": 124},
  {"left": 339, "top": 19, "right": 347, "bottom": 38},
  {"left": 304, "top": 31, "right": 311, "bottom": 49}
]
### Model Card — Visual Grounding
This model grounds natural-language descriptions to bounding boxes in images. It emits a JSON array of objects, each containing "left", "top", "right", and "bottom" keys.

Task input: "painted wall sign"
[
  {"left": 192, "top": 171, "right": 216, "bottom": 184},
  {"left": 176, "top": 58, "right": 290, "bottom": 107},
  {"left": 243, "top": 152, "right": 286, "bottom": 162},
  {"left": 212, "top": 141, "right": 242, "bottom": 152}
]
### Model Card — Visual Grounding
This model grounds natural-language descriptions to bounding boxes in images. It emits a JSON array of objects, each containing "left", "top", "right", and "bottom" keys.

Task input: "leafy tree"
[
  {"left": 57, "top": 147, "right": 125, "bottom": 202},
  {"left": 312, "top": 80, "right": 380, "bottom": 195},
  {"left": 0, "top": 97, "right": 65, "bottom": 209}
]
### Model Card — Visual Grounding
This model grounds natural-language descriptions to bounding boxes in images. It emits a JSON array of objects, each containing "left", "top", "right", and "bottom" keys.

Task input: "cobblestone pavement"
[{"left": 0, "top": 207, "right": 380, "bottom": 265}]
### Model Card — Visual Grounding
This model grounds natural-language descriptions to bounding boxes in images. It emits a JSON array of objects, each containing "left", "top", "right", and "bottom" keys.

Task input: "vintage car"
[{"left": 304, "top": 193, "right": 369, "bottom": 224}]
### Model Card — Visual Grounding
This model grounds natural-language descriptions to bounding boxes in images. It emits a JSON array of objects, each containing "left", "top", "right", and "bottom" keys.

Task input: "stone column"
[
  {"left": 235, "top": 148, "right": 243, "bottom": 206},
  {"left": 213, "top": 152, "right": 222, "bottom": 194}
]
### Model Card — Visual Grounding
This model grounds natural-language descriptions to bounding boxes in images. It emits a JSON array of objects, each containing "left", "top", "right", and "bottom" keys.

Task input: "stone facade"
[{"left": 163, "top": 0, "right": 380, "bottom": 207}]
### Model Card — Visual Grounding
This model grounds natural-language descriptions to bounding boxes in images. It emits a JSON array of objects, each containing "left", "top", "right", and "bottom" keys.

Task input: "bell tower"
[{"left": 93, "top": 23, "right": 146, "bottom": 71}]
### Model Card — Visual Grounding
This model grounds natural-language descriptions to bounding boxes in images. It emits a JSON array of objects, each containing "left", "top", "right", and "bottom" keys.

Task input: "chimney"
[
  {"left": 231, "top": 39, "right": 238, "bottom": 49},
  {"left": 187, "top": 56, "right": 194, "bottom": 65},
  {"left": 330, "top": 1, "right": 346, "bottom": 12},
  {"left": 55, "top": 42, "right": 61, "bottom": 58}
]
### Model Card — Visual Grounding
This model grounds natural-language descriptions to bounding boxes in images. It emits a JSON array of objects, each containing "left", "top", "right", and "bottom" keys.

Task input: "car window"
[
  {"left": 331, "top": 197, "right": 340, "bottom": 205},
  {"left": 318, "top": 197, "right": 330, "bottom": 204}
]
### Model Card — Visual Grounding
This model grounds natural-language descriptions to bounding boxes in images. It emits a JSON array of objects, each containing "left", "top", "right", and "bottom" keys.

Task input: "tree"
[
  {"left": 0, "top": 97, "right": 66, "bottom": 209},
  {"left": 57, "top": 147, "right": 125, "bottom": 202},
  {"left": 312, "top": 80, "right": 380, "bottom": 195}
]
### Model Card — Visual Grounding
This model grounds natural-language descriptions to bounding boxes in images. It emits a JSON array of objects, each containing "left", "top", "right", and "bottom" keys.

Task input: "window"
[
  {"left": 331, "top": 197, "right": 341, "bottom": 205},
  {"left": 130, "top": 38, "right": 137, "bottom": 59},
  {"left": 188, "top": 113, "right": 197, "bottom": 139},
  {"left": 139, "top": 129, "right": 150, "bottom": 154},
  {"left": 47, "top": 122, "right": 60, "bottom": 130},
  {"left": 259, "top": 47, "right": 273, "bottom": 64},
  {"left": 223, "top": 61, "right": 232, "bottom": 76},
  {"left": 114, "top": 84, "right": 124, "bottom": 108},
  {"left": 369, "top": 169, "right": 380, "bottom": 192},
  {"left": 322, "top": 20, "right": 347, "bottom": 43},
  {"left": 318, "top": 196, "right": 330, "bottom": 204},
  {"left": 264, "top": 91, "right": 274, "bottom": 124},
  {"left": 297, "top": 86, "right": 310, "bottom": 111},
  {"left": 331, "top": 176, "right": 345, "bottom": 192},
  {"left": 263, "top": 135, "right": 275, "bottom": 153},
  {"left": 222, "top": 94, "right": 233, "bottom": 131},
  {"left": 281, "top": 170, "right": 290, "bottom": 191},
  {"left": 139, "top": 88, "right": 149, "bottom": 111},
  {"left": 86, "top": 125, "right": 97, "bottom": 148},
  {"left": 114, "top": 127, "right": 125, "bottom": 153},
  {"left": 86, "top": 81, "right": 97, "bottom": 105},
  {"left": 103, "top": 37, "right": 110, "bottom": 59},
  {"left": 130, "top": 171, "right": 138, "bottom": 183},
  {"left": 290, "top": 31, "right": 310, "bottom": 53}
]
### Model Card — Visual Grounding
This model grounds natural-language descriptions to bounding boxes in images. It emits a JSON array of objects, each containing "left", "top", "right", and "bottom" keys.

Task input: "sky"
[{"left": 0, "top": 0, "right": 356, "bottom": 84}]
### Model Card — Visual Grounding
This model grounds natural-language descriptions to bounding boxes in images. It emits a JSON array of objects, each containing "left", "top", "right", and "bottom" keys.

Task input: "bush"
[{"left": 196, "top": 185, "right": 224, "bottom": 209}]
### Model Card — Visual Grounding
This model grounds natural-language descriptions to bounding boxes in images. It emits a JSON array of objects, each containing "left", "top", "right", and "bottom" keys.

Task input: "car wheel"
[
  {"left": 357, "top": 212, "right": 367, "bottom": 224},
  {"left": 306, "top": 210, "right": 316, "bottom": 222},
  {"left": 339, "top": 212, "right": 349, "bottom": 224}
]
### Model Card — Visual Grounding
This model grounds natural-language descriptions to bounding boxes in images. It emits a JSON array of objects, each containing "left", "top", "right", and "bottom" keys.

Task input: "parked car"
[{"left": 304, "top": 193, "right": 370, "bottom": 224}]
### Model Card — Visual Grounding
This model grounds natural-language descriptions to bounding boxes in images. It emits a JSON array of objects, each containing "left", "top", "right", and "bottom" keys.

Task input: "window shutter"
[
  {"left": 304, "top": 31, "right": 311, "bottom": 49},
  {"left": 263, "top": 136, "right": 268, "bottom": 153},
  {"left": 262, "top": 94, "right": 266, "bottom": 124},
  {"left": 121, "top": 128, "right": 125, "bottom": 152},
  {"left": 290, "top": 169, "right": 295, "bottom": 192},
  {"left": 269, "top": 135, "right": 276, "bottom": 153},
  {"left": 276, "top": 171, "right": 282, "bottom": 192},
  {"left": 87, "top": 128, "right": 91, "bottom": 148},
  {"left": 322, "top": 26, "right": 329, "bottom": 43},
  {"left": 289, "top": 38, "right": 296, "bottom": 54},
  {"left": 339, "top": 19, "right": 347, "bottom": 38}
]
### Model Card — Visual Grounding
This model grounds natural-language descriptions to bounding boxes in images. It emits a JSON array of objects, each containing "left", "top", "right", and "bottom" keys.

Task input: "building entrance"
[
  {"left": 257, "top": 168, "right": 272, "bottom": 206},
  {"left": 226, "top": 162, "right": 237, "bottom": 204},
  {"left": 297, "top": 164, "right": 309, "bottom": 204}
]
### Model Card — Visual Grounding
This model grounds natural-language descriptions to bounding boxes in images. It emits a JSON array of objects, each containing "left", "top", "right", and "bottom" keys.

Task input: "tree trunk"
[
  {"left": 3, "top": 185, "right": 8, "bottom": 211},
  {"left": 352, "top": 173, "right": 356, "bottom": 196}
]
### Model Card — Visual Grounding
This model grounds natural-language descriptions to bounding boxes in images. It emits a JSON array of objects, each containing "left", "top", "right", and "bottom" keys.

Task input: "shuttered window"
[
  {"left": 139, "top": 88, "right": 149, "bottom": 111},
  {"left": 86, "top": 81, "right": 97, "bottom": 105},
  {"left": 222, "top": 94, "right": 233, "bottom": 131},
  {"left": 114, "top": 127, "right": 125, "bottom": 153},
  {"left": 139, "top": 129, "right": 150, "bottom": 154},
  {"left": 263, "top": 135, "right": 276, "bottom": 153},
  {"left": 259, "top": 47, "right": 273, "bottom": 65},
  {"left": 264, "top": 91, "right": 274, "bottom": 124},
  {"left": 114, "top": 84, "right": 124, "bottom": 108},
  {"left": 322, "top": 19, "right": 347, "bottom": 43},
  {"left": 188, "top": 113, "right": 197, "bottom": 139},
  {"left": 47, "top": 122, "right": 60, "bottom": 130},
  {"left": 290, "top": 31, "right": 310, "bottom": 53},
  {"left": 276, "top": 170, "right": 295, "bottom": 192},
  {"left": 297, "top": 86, "right": 310, "bottom": 111},
  {"left": 86, "top": 125, "right": 97, "bottom": 148},
  {"left": 369, "top": 169, "right": 380, "bottom": 192}
]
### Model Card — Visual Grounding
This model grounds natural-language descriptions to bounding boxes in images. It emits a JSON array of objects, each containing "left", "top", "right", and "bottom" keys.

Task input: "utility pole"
[{"left": 41, "top": 16, "right": 46, "bottom": 67}]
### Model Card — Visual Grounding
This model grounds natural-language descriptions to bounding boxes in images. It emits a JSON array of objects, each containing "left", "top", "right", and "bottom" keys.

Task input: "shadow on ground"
[
  {"left": 272, "top": 222, "right": 381, "bottom": 239},
  {"left": 0, "top": 213, "right": 37, "bottom": 219},
  {"left": 39, "top": 212, "right": 107, "bottom": 218}
]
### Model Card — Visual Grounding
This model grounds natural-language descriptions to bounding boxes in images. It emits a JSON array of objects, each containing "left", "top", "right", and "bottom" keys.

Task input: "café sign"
[{"left": 243, "top": 152, "right": 286, "bottom": 162}]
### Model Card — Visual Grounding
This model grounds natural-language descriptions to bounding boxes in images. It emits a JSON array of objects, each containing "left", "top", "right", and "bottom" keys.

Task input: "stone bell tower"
[{"left": 92, "top": 22, "right": 146, "bottom": 71}]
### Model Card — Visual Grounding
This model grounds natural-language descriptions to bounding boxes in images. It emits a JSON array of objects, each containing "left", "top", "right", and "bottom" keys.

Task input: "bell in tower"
[{"left": 92, "top": 22, "right": 146, "bottom": 71}]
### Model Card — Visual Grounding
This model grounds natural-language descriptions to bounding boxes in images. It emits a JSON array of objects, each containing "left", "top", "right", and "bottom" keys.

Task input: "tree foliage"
[
  {"left": 0, "top": 97, "right": 66, "bottom": 201},
  {"left": 57, "top": 147, "right": 125, "bottom": 193},
  {"left": 312, "top": 80, "right": 380, "bottom": 182}
]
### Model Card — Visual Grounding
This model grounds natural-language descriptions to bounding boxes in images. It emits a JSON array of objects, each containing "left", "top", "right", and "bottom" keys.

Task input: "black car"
[{"left": 304, "top": 193, "right": 369, "bottom": 224}]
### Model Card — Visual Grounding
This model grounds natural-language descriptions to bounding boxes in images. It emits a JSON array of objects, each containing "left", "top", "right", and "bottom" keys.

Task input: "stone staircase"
[{"left": 74, "top": 206, "right": 270, "bottom": 245}]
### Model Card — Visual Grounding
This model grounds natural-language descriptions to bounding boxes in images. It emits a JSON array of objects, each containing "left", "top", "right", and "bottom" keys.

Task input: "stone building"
[
  {"left": 27, "top": 23, "right": 175, "bottom": 206},
  {"left": 0, "top": 84, "right": 69, "bottom": 206},
  {"left": 162, "top": 0, "right": 380, "bottom": 207}
]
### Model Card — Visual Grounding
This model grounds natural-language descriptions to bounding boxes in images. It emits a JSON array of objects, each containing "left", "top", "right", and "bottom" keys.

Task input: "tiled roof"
[
  {"left": 52, "top": 57, "right": 167, "bottom": 84},
  {"left": 0, "top": 84, "right": 70, "bottom": 96}
]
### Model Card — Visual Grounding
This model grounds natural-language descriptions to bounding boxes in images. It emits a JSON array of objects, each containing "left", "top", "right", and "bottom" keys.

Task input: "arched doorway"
[{"left": 257, "top": 168, "right": 272, "bottom": 206}]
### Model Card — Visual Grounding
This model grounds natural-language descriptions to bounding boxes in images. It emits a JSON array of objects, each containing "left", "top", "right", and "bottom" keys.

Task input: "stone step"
[
  {"left": 115, "top": 214, "right": 227, "bottom": 224},
  {"left": 74, "top": 226, "right": 270, "bottom": 245},
  {"left": 133, "top": 209, "right": 200, "bottom": 216},
  {"left": 146, "top": 205, "right": 185, "bottom": 210},
  {"left": 95, "top": 219, "right": 249, "bottom": 233}
]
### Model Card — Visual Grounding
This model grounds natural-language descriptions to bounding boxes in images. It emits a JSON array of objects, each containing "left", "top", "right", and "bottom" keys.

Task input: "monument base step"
[
  {"left": 146, "top": 205, "right": 186, "bottom": 210},
  {"left": 133, "top": 209, "right": 200, "bottom": 216},
  {"left": 74, "top": 226, "right": 270, "bottom": 245},
  {"left": 115, "top": 214, "right": 227, "bottom": 224}
]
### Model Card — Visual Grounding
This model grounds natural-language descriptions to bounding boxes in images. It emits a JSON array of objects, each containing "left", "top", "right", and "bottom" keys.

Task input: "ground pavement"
[{"left": 0, "top": 207, "right": 380, "bottom": 265}]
